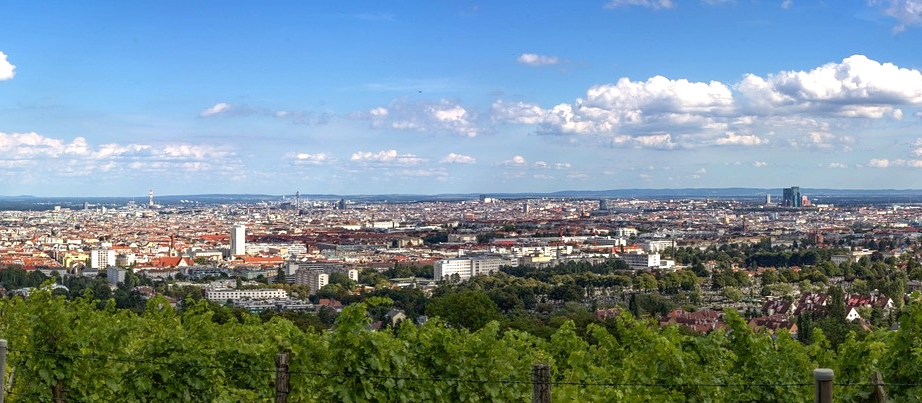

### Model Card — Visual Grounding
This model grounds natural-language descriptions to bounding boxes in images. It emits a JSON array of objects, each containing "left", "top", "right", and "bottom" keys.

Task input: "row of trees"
[{"left": 4, "top": 287, "right": 922, "bottom": 402}]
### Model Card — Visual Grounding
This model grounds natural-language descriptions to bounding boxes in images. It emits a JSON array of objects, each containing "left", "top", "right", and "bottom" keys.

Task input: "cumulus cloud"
[
  {"left": 200, "top": 103, "right": 230, "bottom": 117},
  {"left": 612, "top": 133, "right": 676, "bottom": 149},
  {"left": 503, "top": 155, "right": 528, "bottom": 166},
  {"left": 350, "top": 149, "right": 424, "bottom": 165},
  {"left": 440, "top": 153, "right": 476, "bottom": 164},
  {"left": 828, "top": 162, "right": 847, "bottom": 168},
  {"left": 752, "top": 161, "right": 769, "bottom": 168},
  {"left": 293, "top": 153, "right": 333, "bottom": 165},
  {"left": 0, "top": 51, "right": 14, "bottom": 80},
  {"left": 871, "top": 0, "right": 922, "bottom": 32},
  {"left": 493, "top": 76, "right": 733, "bottom": 144},
  {"left": 871, "top": 158, "right": 922, "bottom": 168},
  {"left": 605, "top": 0, "right": 675, "bottom": 9},
  {"left": 492, "top": 54, "right": 922, "bottom": 154},
  {"left": 367, "top": 99, "right": 479, "bottom": 137},
  {"left": 0, "top": 131, "right": 237, "bottom": 178},
  {"left": 737, "top": 55, "right": 922, "bottom": 115},
  {"left": 517, "top": 53, "right": 560, "bottom": 66},
  {"left": 715, "top": 132, "right": 767, "bottom": 146}
]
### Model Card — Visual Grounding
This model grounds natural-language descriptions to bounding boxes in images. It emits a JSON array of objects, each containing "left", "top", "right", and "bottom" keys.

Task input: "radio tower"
[
  {"left": 295, "top": 191, "right": 300, "bottom": 209},
  {"left": 149, "top": 189, "right": 154, "bottom": 208}
]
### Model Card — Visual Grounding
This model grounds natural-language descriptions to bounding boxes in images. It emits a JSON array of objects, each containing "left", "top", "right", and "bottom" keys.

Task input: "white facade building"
[
  {"left": 619, "top": 252, "right": 661, "bottom": 270},
  {"left": 90, "top": 248, "right": 116, "bottom": 269},
  {"left": 204, "top": 288, "right": 289, "bottom": 302},
  {"left": 434, "top": 258, "right": 472, "bottom": 281},
  {"left": 433, "top": 255, "right": 508, "bottom": 281},
  {"left": 642, "top": 240, "right": 673, "bottom": 253},
  {"left": 230, "top": 224, "right": 246, "bottom": 256}
]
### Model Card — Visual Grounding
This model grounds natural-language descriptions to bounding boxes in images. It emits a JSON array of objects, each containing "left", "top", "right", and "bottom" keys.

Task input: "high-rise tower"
[
  {"left": 782, "top": 187, "right": 802, "bottom": 207},
  {"left": 230, "top": 224, "right": 246, "bottom": 256}
]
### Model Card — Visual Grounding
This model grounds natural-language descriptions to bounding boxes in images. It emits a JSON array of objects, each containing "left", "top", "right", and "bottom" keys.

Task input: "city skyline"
[{"left": 2, "top": 1, "right": 922, "bottom": 196}]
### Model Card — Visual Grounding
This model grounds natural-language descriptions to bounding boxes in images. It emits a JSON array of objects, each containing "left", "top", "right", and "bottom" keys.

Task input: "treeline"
[{"left": 4, "top": 288, "right": 922, "bottom": 402}]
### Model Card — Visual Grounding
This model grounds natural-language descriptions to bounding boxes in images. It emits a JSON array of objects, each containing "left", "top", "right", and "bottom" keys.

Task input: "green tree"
[{"left": 425, "top": 290, "right": 501, "bottom": 330}]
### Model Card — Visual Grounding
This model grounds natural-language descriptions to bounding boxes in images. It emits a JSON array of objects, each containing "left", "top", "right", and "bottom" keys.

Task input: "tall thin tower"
[
  {"left": 295, "top": 191, "right": 300, "bottom": 209},
  {"left": 149, "top": 189, "right": 154, "bottom": 207},
  {"left": 230, "top": 224, "right": 246, "bottom": 256}
]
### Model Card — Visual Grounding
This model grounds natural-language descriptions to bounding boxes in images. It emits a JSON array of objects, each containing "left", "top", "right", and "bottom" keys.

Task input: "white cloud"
[
  {"left": 695, "top": 168, "right": 707, "bottom": 174},
  {"left": 491, "top": 100, "right": 548, "bottom": 124},
  {"left": 368, "top": 99, "right": 479, "bottom": 137},
  {"left": 503, "top": 155, "right": 528, "bottom": 166},
  {"left": 517, "top": 53, "right": 560, "bottom": 67},
  {"left": 737, "top": 55, "right": 922, "bottom": 115},
  {"left": 493, "top": 76, "right": 733, "bottom": 145},
  {"left": 871, "top": 0, "right": 922, "bottom": 32},
  {"left": 350, "top": 149, "right": 423, "bottom": 165},
  {"left": 370, "top": 107, "right": 388, "bottom": 117},
  {"left": 898, "top": 159, "right": 922, "bottom": 167},
  {"left": 492, "top": 55, "right": 922, "bottom": 153},
  {"left": 0, "top": 131, "right": 237, "bottom": 178},
  {"left": 200, "top": 103, "right": 231, "bottom": 117},
  {"left": 293, "top": 153, "right": 333, "bottom": 165},
  {"left": 605, "top": 0, "right": 675, "bottom": 9},
  {"left": 828, "top": 162, "right": 847, "bottom": 168},
  {"left": 554, "top": 162, "right": 571, "bottom": 170},
  {"left": 0, "top": 51, "right": 14, "bottom": 80},
  {"left": 752, "top": 161, "right": 769, "bottom": 168},
  {"left": 870, "top": 158, "right": 922, "bottom": 168},
  {"left": 440, "top": 153, "right": 476, "bottom": 164},
  {"left": 612, "top": 133, "right": 676, "bottom": 149},
  {"left": 715, "top": 132, "right": 767, "bottom": 146},
  {"left": 788, "top": 131, "right": 855, "bottom": 151},
  {"left": 781, "top": 0, "right": 793, "bottom": 9}
]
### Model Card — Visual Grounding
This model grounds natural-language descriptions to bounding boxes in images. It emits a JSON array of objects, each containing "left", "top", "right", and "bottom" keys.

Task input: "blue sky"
[{"left": 2, "top": 1, "right": 922, "bottom": 197}]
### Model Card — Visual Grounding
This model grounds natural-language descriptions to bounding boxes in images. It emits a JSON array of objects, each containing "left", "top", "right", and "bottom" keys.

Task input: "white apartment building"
[
  {"left": 90, "top": 248, "right": 116, "bottom": 269},
  {"left": 619, "top": 252, "right": 661, "bottom": 270},
  {"left": 205, "top": 288, "right": 289, "bottom": 302},
  {"left": 294, "top": 269, "right": 329, "bottom": 295},
  {"left": 433, "top": 255, "right": 508, "bottom": 281},
  {"left": 642, "top": 240, "right": 673, "bottom": 253},
  {"left": 230, "top": 224, "right": 246, "bottom": 256},
  {"left": 434, "top": 258, "right": 472, "bottom": 281}
]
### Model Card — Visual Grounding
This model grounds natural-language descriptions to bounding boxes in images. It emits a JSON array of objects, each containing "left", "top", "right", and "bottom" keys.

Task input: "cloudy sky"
[{"left": 2, "top": 1, "right": 922, "bottom": 197}]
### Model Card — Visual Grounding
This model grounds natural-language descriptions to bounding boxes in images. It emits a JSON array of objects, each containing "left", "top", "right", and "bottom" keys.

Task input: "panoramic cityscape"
[{"left": 3, "top": 0, "right": 922, "bottom": 402}]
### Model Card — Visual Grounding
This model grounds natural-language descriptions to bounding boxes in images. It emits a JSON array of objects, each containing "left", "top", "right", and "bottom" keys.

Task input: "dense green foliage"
[{"left": 3, "top": 287, "right": 922, "bottom": 402}]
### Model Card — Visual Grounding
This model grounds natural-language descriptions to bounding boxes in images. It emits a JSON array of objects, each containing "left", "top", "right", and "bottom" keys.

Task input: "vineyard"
[{"left": 2, "top": 288, "right": 922, "bottom": 402}]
